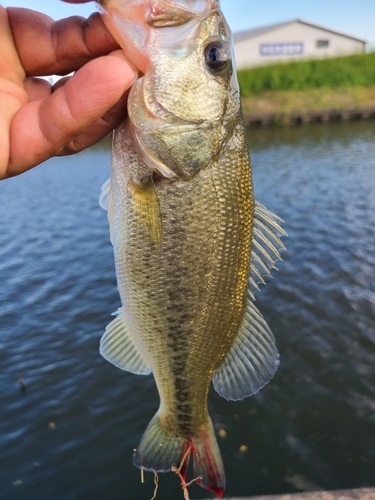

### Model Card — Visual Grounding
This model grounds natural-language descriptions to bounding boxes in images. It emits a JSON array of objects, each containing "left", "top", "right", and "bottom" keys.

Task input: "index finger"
[{"left": 7, "top": 8, "right": 120, "bottom": 77}]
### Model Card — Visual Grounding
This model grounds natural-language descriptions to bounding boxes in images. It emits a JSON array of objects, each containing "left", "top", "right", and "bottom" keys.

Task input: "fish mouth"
[{"left": 144, "top": 0, "right": 220, "bottom": 28}]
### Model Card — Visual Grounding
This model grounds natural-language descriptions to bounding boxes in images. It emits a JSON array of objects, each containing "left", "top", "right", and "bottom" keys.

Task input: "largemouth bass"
[{"left": 98, "top": 0, "right": 286, "bottom": 496}]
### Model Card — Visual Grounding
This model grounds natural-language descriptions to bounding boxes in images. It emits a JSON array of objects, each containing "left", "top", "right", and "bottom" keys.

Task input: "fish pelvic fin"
[{"left": 134, "top": 412, "right": 225, "bottom": 498}]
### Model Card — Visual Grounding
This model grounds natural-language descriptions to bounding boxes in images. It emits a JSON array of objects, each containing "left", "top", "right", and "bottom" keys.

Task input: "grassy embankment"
[{"left": 238, "top": 52, "right": 375, "bottom": 117}]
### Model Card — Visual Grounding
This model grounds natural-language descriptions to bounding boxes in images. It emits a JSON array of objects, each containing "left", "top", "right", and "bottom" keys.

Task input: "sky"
[{"left": 2, "top": 0, "right": 375, "bottom": 49}]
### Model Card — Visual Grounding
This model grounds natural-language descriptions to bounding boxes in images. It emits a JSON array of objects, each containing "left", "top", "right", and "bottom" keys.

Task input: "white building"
[{"left": 233, "top": 19, "right": 366, "bottom": 70}]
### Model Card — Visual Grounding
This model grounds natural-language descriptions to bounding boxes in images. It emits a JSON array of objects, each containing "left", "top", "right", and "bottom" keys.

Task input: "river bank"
[{"left": 241, "top": 86, "right": 375, "bottom": 126}]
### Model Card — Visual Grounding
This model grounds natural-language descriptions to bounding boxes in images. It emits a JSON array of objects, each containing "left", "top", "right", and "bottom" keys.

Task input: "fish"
[{"left": 97, "top": 0, "right": 287, "bottom": 497}]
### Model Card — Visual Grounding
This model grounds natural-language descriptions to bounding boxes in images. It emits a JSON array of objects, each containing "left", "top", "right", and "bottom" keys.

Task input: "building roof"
[{"left": 233, "top": 19, "right": 367, "bottom": 45}]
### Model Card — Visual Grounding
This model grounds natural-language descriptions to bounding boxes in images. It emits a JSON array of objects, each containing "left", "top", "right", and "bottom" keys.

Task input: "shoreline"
[
  {"left": 243, "top": 105, "right": 375, "bottom": 127},
  {"left": 240, "top": 86, "right": 375, "bottom": 126},
  {"left": 206, "top": 487, "right": 375, "bottom": 500}
]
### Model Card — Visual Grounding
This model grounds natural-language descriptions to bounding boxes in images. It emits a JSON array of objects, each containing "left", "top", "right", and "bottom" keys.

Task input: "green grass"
[
  {"left": 237, "top": 52, "right": 375, "bottom": 96},
  {"left": 241, "top": 86, "right": 375, "bottom": 117}
]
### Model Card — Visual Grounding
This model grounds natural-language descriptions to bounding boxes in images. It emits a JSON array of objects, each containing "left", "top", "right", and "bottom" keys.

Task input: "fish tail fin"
[
  {"left": 191, "top": 418, "right": 225, "bottom": 498},
  {"left": 134, "top": 412, "right": 225, "bottom": 498},
  {"left": 133, "top": 411, "right": 191, "bottom": 474}
]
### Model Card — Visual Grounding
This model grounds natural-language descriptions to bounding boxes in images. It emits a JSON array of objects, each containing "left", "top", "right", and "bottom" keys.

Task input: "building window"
[
  {"left": 316, "top": 40, "right": 330, "bottom": 48},
  {"left": 260, "top": 42, "right": 304, "bottom": 56}
]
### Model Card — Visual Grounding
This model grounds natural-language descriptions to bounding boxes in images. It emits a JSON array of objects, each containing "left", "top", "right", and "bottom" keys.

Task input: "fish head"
[
  {"left": 98, "top": 1, "right": 238, "bottom": 181},
  {"left": 130, "top": 9, "right": 236, "bottom": 180}
]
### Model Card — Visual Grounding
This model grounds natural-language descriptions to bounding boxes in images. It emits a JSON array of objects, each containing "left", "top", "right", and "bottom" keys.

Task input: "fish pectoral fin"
[
  {"left": 129, "top": 176, "right": 162, "bottom": 249},
  {"left": 134, "top": 412, "right": 225, "bottom": 497},
  {"left": 100, "top": 308, "right": 152, "bottom": 375},
  {"left": 248, "top": 201, "right": 287, "bottom": 300},
  {"left": 99, "top": 178, "right": 115, "bottom": 245},
  {"left": 213, "top": 300, "right": 279, "bottom": 401}
]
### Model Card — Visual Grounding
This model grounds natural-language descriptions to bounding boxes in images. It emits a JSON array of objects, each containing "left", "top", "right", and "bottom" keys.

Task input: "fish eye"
[{"left": 204, "top": 42, "right": 230, "bottom": 73}]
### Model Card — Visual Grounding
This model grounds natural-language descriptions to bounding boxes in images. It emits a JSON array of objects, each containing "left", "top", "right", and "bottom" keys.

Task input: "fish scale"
[{"left": 98, "top": 0, "right": 286, "bottom": 496}]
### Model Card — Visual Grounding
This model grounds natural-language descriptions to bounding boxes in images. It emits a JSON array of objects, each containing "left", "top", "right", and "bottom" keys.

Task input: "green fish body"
[{"left": 98, "top": 1, "right": 286, "bottom": 496}]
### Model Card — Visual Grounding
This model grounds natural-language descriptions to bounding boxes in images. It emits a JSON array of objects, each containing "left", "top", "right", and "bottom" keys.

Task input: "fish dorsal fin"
[
  {"left": 99, "top": 178, "right": 115, "bottom": 245},
  {"left": 248, "top": 201, "right": 287, "bottom": 300},
  {"left": 100, "top": 308, "right": 152, "bottom": 375},
  {"left": 213, "top": 297, "right": 279, "bottom": 400}
]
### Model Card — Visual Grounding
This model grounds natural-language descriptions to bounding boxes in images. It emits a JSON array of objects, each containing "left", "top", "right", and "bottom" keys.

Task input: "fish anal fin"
[
  {"left": 213, "top": 300, "right": 279, "bottom": 401},
  {"left": 129, "top": 176, "right": 162, "bottom": 249},
  {"left": 100, "top": 308, "right": 152, "bottom": 375}
]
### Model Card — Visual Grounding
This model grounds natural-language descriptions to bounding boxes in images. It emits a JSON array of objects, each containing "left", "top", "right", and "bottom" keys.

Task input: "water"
[{"left": 1, "top": 121, "right": 375, "bottom": 500}]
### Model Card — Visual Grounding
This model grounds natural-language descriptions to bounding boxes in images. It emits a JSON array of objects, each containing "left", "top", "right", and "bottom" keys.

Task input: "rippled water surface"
[{"left": 1, "top": 121, "right": 375, "bottom": 500}]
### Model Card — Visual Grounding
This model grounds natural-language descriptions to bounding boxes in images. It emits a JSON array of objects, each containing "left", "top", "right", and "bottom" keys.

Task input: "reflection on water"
[{"left": 1, "top": 122, "right": 375, "bottom": 499}]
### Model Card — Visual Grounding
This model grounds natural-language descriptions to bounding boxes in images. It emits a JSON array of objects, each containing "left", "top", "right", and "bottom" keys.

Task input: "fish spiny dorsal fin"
[
  {"left": 100, "top": 308, "right": 152, "bottom": 375},
  {"left": 249, "top": 201, "right": 287, "bottom": 299},
  {"left": 212, "top": 298, "right": 279, "bottom": 400},
  {"left": 99, "top": 178, "right": 115, "bottom": 245}
]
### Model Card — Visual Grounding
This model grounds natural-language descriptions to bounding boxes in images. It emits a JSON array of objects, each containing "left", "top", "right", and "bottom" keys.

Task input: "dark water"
[{"left": 1, "top": 121, "right": 375, "bottom": 500}]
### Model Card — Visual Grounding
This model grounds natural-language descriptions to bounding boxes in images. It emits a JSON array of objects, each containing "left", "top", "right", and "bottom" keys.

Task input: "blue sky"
[{"left": 2, "top": 0, "right": 375, "bottom": 48}]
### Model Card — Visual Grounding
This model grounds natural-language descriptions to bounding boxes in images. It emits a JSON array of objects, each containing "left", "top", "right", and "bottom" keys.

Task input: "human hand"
[{"left": 1, "top": 3, "right": 138, "bottom": 179}]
